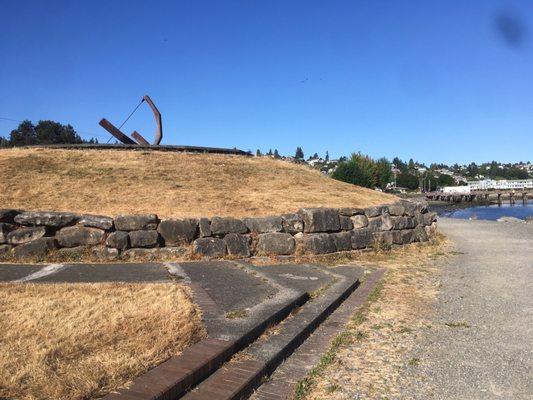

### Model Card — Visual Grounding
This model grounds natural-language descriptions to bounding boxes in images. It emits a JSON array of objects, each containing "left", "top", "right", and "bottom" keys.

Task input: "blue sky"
[{"left": 1, "top": 0, "right": 532, "bottom": 164}]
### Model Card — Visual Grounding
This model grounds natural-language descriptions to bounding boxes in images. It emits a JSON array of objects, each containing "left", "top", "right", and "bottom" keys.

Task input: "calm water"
[{"left": 442, "top": 202, "right": 533, "bottom": 221}]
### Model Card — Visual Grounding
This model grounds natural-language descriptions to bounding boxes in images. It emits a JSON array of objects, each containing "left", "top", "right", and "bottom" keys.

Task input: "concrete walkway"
[{"left": 405, "top": 218, "right": 533, "bottom": 399}]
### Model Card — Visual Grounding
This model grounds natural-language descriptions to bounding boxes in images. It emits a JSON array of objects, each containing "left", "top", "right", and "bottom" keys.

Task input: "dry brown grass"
[
  {"left": 301, "top": 235, "right": 451, "bottom": 399},
  {"left": 0, "top": 282, "right": 206, "bottom": 400},
  {"left": 0, "top": 148, "right": 395, "bottom": 218}
]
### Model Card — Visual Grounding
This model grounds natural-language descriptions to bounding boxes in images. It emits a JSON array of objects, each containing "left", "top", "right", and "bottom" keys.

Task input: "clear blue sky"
[{"left": 1, "top": 0, "right": 532, "bottom": 165}]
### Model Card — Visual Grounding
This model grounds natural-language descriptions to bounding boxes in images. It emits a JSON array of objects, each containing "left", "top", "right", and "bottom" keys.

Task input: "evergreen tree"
[
  {"left": 295, "top": 147, "right": 304, "bottom": 159},
  {"left": 256, "top": 149, "right": 262, "bottom": 156},
  {"left": 374, "top": 157, "right": 392, "bottom": 189},
  {"left": 331, "top": 152, "right": 377, "bottom": 188},
  {"left": 325, "top": 151, "right": 329, "bottom": 161},
  {"left": 3, "top": 120, "right": 94, "bottom": 146},
  {"left": 273, "top": 149, "right": 280, "bottom": 158},
  {"left": 9, "top": 120, "right": 37, "bottom": 146},
  {"left": 34, "top": 120, "right": 83, "bottom": 144}
]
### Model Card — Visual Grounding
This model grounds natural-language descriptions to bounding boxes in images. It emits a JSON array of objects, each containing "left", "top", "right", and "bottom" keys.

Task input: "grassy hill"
[{"left": 0, "top": 148, "right": 396, "bottom": 218}]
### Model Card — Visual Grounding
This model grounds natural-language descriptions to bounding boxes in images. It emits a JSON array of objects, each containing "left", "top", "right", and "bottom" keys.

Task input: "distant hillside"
[{"left": 0, "top": 148, "right": 396, "bottom": 218}]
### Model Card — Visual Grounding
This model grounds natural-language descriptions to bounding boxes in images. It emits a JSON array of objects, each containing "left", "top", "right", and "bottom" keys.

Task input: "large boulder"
[
  {"left": 210, "top": 217, "right": 248, "bottom": 236},
  {"left": 395, "top": 200, "right": 417, "bottom": 217},
  {"left": 114, "top": 214, "right": 158, "bottom": 231},
  {"left": 302, "top": 233, "right": 336, "bottom": 254},
  {"left": 339, "top": 207, "right": 365, "bottom": 216},
  {"left": 392, "top": 216, "right": 416, "bottom": 230},
  {"left": 381, "top": 213, "right": 394, "bottom": 231},
  {"left": 158, "top": 218, "right": 198, "bottom": 245},
  {"left": 367, "top": 216, "right": 382, "bottom": 232},
  {"left": 376, "top": 231, "right": 404, "bottom": 245},
  {"left": 257, "top": 233, "right": 296, "bottom": 255},
  {"left": 364, "top": 206, "right": 386, "bottom": 218},
  {"left": 331, "top": 231, "right": 353, "bottom": 251},
  {"left": 0, "top": 223, "right": 15, "bottom": 244},
  {"left": 423, "top": 212, "right": 438, "bottom": 226},
  {"left": 244, "top": 216, "right": 283, "bottom": 233},
  {"left": 224, "top": 233, "right": 251, "bottom": 257},
  {"left": 374, "top": 231, "right": 394, "bottom": 246},
  {"left": 14, "top": 211, "right": 78, "bottom": 228},
  {"left": 281, "top": 214, "right": 304, "bottom": 234},
  {"left": 299, "top": 208, "right": 340, "bottom": 233},
  {"left": 339, "top": 215, "right": 353, "bottom": 230},
  {"left": 351, "top": 214, "right": 368, "bottom": 229},
  {"left": 128, "top": 230, "right": 159, "bottom": 248},
  {"left": 387, "top": 203, "right": 405, "bottom": 216},
  {"left": 413, "top": 225, "right": 429, "bottom": 242},
  {"left": 13, "top": 237, "right": 57, "bottom": 258},
  {"left": 417, "top": 201, "right": 429, "bottom": 214},
  {"left": 425, "top": 222, "right": 438, "bottom": 237},
  {"left": 199, "top": 218, "right": 212, "bottom": 237},
  {"left": 78, "top": 214, "right": 114, "bottom": 230},
  {"left": 7, "top": 226, "right": 46, "bottom": 245},
  {"left": 105, "top": 231, "right": 130, "bottom": 251},
  {"left": 392, "top": 230, "right": 403, "bottom": 245},
  {"left": 0, "top": 209, "right": 20, "bottom": 223},
  {"left": 351, "top": 228, "right": 373, "bottom": 249},
  {"left": 193, "top": 237, "right": 226, "bottom": 258},
  {"left": 57, "top": 226, "right": 105, "bottom": 248},
  {"left": 401, "top": 229, "right": 415, "bottom": 244}
]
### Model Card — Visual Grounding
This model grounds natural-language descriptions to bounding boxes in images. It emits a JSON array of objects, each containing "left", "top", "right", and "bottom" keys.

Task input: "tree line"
[{"left": 0, "top": 120, "right": 97, "bottom": 147}]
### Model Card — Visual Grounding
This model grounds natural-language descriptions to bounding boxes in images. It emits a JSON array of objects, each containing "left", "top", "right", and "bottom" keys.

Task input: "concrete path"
[{"left": 405, "top": 218, "right": 533, "bottom": 399}]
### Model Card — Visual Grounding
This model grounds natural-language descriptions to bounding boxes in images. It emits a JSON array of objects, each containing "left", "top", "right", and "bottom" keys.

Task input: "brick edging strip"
[
  {"left": 180, "top": 273, "right": 365, "bottom": 400},
  {"left": 102, "top": 290, "right": 309, "bottom": 399},
  {"left": 252, "top": 268, "right": 386, "bottom": 400}
]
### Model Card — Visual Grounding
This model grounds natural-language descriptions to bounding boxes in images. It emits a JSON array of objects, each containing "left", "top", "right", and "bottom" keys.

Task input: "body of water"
[{"left": 441, "top": 202, "right": 533, "bottom": 221}]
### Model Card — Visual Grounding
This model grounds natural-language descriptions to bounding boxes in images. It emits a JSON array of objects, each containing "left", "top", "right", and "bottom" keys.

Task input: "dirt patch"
[
  {"left": 0, "top": 148, "right": 395, "bottom": 218},
  {"left": 297, "top": 234, "right": 450, "bottom": 399},
  {"left": 0, "top": 282, "right": 206, "bottom": 400}
]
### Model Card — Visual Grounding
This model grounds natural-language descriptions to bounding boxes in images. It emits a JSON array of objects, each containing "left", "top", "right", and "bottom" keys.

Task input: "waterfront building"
[{"left": 466, "top": 179, "right": 533, "bottom": 190}]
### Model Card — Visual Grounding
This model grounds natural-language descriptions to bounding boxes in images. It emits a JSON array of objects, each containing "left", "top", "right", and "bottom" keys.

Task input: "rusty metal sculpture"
[{"left": 99, "top": 95, "right": 163, "bottom": 145}]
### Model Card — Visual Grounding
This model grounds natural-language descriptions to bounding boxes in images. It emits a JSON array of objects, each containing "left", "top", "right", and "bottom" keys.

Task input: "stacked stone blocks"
[{"left": 0, "top": 199, "right": 437, "bottom": 259}]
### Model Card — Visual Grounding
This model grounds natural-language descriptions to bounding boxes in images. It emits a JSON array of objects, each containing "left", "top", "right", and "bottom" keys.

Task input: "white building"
[
  {"left": 467, "top": 179, "right": 533, "bottom": 190},
  {"left": 442, "top": 186, "right": 471, "bottom": 194}
]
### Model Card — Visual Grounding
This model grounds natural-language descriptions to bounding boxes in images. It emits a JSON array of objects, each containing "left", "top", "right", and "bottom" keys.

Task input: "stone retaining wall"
[{"left": 0, "top": 200, "right": 437, "bottom": 261}]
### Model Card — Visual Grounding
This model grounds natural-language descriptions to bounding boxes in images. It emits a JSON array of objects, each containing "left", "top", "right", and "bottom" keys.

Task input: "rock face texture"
[
  {"left": 105, "top": 231, "right": 129, "bottom": 251},
  {"left": 244, "top": 216, "right": 283, "bottom": 233},
  {"left": 193, "top": 237, "right": 226, "bottom": 258},
  {"left": 0, "top": 199, "right": 436, "bottom": 260},
  {"left": 210, "top": 217, "right": 248, "bottom": 236},
  {"left": 299, "top": 208, "right": 341, "bottom": 233},
  {"left": 78, "top": 215, "right": 114, "bottom": 230},
  {"left": 257, "top": 233, "right": 296, "bottom": 255},
  {"left": 128, "top": 230, "right": 159, "bottom": 248},
  {"left": 14, "top": 212, "right": 78, "bottom": 228},
  {"left": 224, "top": 233, "right": 250, "bottom": 257},
  {"left": 7, "top": 227, "right": 46, "bottom": 245},
  {"left": 57, "top": 226, "right": 105, "bottom": 248},
  {"left": 114, "top": 214, "right": 158, "bottom": 231},
  {"left": 13, "top": 237, "right": 57, "bottom": 258},
  {"left": 158, "top": 219, "right": 198, "bottom": 245}
]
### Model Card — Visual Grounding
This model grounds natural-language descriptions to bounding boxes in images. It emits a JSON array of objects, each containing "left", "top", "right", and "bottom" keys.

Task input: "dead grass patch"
[
  {"left": 298, "top": 234, "right": 452, "bottom": 399},
  {"left": 0, "top": 282, "right": 206, "bottom": 400},
  {"left": 0, "top": 148, "right": 395, "bottom": 218}
]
